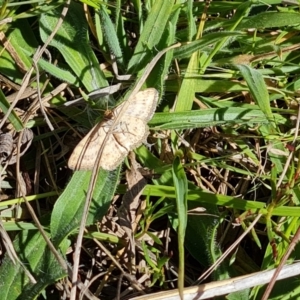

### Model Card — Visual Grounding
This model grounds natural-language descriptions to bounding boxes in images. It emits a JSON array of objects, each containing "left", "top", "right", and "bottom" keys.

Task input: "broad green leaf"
[
  {"left": 185, "top": 206, "right": 224, "bottom": 276},
  {"left": 0, "top": 231, "right": 69, "bottom": 300},
  {"left": 0, "top": 19, "right": 37, "bottom": 83},
  {"left": 4, "top": 19, "right": 37, "bottom": 71},
  {"left": 51, "top": 168, "right": 120, "bottom": 246}
]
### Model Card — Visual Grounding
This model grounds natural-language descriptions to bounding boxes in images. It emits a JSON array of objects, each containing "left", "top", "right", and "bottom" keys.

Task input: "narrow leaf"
[
  {"left": 0, "top": 90, "right": 24, "bottom": 131},
  {"left": 127, "top": 0, "right": 174, "bottom": 72},
  {"left": 99, "top": 6, "right": 124, "bottom": 68},
  {"left": 149, "top": 107, "right": 287, "bottom": 130},
  {"left": 241, "top": 12, "right": 300, "bottom": 29},
  {"left": 172, "top": 156, "right": 188, "bottom": 298},
  {"left": 236, "top": 64, "right": 273, "bottom": 121}
]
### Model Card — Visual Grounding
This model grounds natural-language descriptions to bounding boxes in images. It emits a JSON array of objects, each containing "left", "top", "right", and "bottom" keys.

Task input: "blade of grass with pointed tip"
[
  {"left": 240, "top": 11, "right": 300, "bottom": 30},
  {"left": 145, "top": 6, "right": 180, "bottom": 91},
  {"left": 202, "top": 2, "right": 252, "bottom": 71},
  {"left": 175, "top": 51, "right": 198, "bottom": 111},
  {"left": 173, "top": 31, "right": 244, "bottom": 60},
  {"left": 98, "top": 6, "right": 124, "bottom": 69},
  {"left": 172, "top": 156, "right": 188, "bottom": 299},
  {"left": 236, "top": 64, "right": 286, "bottom": 172},
  {"left": 236, "top": 65, "right": 273, "bottom": 123},
  {"left": 173, "top": 0, "right": 198, "bottom": 112},
  {"left": 38, "top": 59, "right": 79, "bottom": 86}
]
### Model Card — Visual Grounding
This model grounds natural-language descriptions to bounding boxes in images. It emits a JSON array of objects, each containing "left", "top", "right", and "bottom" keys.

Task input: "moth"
[{"left": 68, "top": 88, "right": 159, "bottom": 171}]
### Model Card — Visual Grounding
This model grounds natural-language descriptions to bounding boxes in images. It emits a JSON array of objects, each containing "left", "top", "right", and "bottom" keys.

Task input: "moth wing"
[
  {"left": 99, "top": 134, "right": 128, "bottom": 170},
  {"left": 112, "top": 118, "right": 149, "bottom": 151},
  {"left": 68, "top": 123, "right": 106, "bottom": 170},
  {"left": 68, "top": 88, "right": 159, "bottom": 171},
  {"left": 114, "top": 88, "right": 159, "bottom": 121},
  {"left": 68, "top": 123, "right": 128, "bottom": 171}
]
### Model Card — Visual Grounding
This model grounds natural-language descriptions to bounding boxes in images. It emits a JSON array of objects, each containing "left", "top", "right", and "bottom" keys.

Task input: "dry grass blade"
[{"left": 131, "top": 262, "right": 300, "bottom": 300}]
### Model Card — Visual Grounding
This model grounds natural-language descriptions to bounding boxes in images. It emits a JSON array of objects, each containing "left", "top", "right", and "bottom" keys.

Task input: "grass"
[{"left": 1, "top": 0, "right": 300, "bottom": 299}]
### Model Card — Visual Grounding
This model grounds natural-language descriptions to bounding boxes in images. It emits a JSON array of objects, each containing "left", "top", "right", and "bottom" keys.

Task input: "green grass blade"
[
  {"left": 149, "top": 107, "right": 287, "bottom": 130},
  {"left": 201, "top": 2, "right": 252, "bottom": 71},
  {"left": 172, "top": 156, "right": 188, "bottom": 298},
  {"left": 175, "top": 51, "right": 198, "bottom": 111},
  {"left": 174, "top": 31, "right": 244, "bottom": 60},
  {"left": 38, "top": 58, "right": 79, "bottom": 86},
  {"left": 241, "top": 11, "right": 300, "bottom": 29},
  {"left": 237, "top": 65, "right": 273, "bottom": 123},
  {"left": 145, "top": 7, "right": 180, "bottom": 91},
  {"left": 236, "top": 65, "right": 287, "bottom": 173},
  {"left": 127, "top": 0, "right": 174, "bottom": 72},
  {"left": 0, "top": 90, "right": 23, "bottom": 131},
  {"left": 98, "top": 6, "right": 124, "bottom": 68},
  {"left": 116, "top": 184, "right": 300, "bottom": 218},
  {"left": 187, "top": 0, "right": 197, "bottom": 40}
]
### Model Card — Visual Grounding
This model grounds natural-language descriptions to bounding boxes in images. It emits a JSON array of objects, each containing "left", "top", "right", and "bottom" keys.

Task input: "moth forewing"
[{"left": 68, "top": 123, "right": 105, "bottom": 170}]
